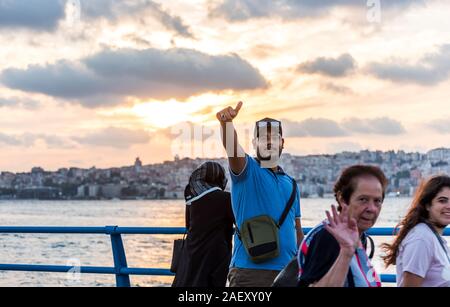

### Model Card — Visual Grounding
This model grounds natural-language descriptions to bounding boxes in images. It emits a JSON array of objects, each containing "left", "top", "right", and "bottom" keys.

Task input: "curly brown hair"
[
  {"left": 382, "top": 175, "right": 450, "bottom": 267},
  {"left": 333, "top": 165, "right": 388, "bottom": 211}
]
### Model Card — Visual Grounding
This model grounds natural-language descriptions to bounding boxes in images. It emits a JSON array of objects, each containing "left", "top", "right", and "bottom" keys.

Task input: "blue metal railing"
[{"left": 0, "top": 226, "right": 448, "bottom": 287}]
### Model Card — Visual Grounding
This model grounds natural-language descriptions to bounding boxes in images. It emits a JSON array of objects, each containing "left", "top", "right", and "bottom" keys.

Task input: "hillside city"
[{"left": 1, "top": 148, "right": 450, "bottom": 200}]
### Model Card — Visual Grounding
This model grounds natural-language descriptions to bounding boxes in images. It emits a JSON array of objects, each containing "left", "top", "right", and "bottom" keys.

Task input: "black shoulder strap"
[
  {"left": 233, "top": 220, "right": 241, "bottom": 240},
  {"left": 367, "top": 235, "right": 375, "bottom": 260},
  {"left": 278, "top": 178, "right": 297, "bottom": 227},
  {"left": 360, "top": 232, "right": 375, "bottom": 260},
  {"left": 347, "top": 268, "right": 355, "bottom": 288}
]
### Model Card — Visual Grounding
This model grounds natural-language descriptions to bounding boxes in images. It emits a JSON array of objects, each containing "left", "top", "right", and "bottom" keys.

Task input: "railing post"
[{"left": 107, "top": 226, "right": 131, "bottom": 287}]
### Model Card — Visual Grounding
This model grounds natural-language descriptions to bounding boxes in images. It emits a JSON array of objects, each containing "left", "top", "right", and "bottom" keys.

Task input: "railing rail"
[{"left": 0, "top": 226, "right": 448, "bottom": 286}]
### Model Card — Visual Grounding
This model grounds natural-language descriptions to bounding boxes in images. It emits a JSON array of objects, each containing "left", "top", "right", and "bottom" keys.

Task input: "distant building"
[
  {"left": 134, "top": 157, "right": 143, "bottom": 173},
  {"left": 31, "top": 167, "right": 45, "bottom": 174},
  {"left": 17, "top": 187, "right": 61, "bottom": 200},
  {"left": 101, "top": 183, "right": 126, "bottom": 199},
  {"left": 428, "top": 148, "right": 450, "bottom": 162},
  {"left": 77, "top": 184, "right": 101, "bottom": 198}
]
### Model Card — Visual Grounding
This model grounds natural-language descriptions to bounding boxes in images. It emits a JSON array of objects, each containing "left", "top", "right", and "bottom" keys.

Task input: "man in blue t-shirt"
[{"left": 216, "top": 101, "right": 304, "bottom": 287}]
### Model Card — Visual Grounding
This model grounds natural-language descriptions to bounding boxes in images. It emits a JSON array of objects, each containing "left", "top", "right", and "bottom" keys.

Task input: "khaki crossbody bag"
[{"left": 235, "top": 178, "right": 297, "bottom": 263}]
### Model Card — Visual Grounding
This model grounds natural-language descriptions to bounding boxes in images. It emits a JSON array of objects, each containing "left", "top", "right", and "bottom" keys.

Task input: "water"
[{"left": 0, "top": 198, "right": 420, "bottom": 286}]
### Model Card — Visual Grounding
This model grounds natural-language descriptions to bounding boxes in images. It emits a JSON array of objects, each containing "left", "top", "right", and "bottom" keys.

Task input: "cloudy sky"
[{"left": 1, "top": 0, "right": 450, "bottom": 172}]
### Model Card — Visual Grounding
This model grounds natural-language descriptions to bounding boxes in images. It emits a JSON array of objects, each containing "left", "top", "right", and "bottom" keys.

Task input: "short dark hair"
[
  {"left": 334, "top": 165, "right": 388, "bottom": 207},
  {"left": 254, "top": 118, "right": 283, "bottom": 138}
]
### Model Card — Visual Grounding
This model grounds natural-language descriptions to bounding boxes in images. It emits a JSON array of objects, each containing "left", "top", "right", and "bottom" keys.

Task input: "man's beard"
[{"left": 257, "top": 147, "right": 281, "bottom": 168}]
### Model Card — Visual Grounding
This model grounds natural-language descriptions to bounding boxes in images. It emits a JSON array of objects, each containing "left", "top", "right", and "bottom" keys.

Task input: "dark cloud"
[
  {"left": 282, "top": 117, "right": 405, "bottom": 138},
  {"left": 0, "top": 0, "right": 193, "bottom": 37},
  {"left": 38, "top": 134, "right": 70, "bottom": 147},
  {"left": 297, "top": 54, "right": 356, "bottom": 77},
  {"left": 0, "top": 133, "right": 22, "bottom": 146},
  {"left": 427, "top": 119, "right": 450, "bottom": 134},
  {"left": 0, "top": 97, "right": 41, "bottom": 109},
  {"left": 80, "top": 0, "right": 151, "bottom": 21},
  {"left": 1, "top": 47, "right": 268, "bottom": 108},
  {"left": 282, "top": 118, "right": 348, "bottom": 138},
  {"left": 0, "top": 127, "right": 149, "bottom": 149},
  {"left": 210, "top": 0, "right": 423, "bottom": 21},
  {"left": 0, "top": 132, "right": 71, "bottom": 148},
  {"left": 80, "top": 0, "right": 194, "bottom": 38},
  {"left": 367, "top": 44, "right": 450, "bottom": 85},
  {"left": 209, "top": 0, "right": 278, "bottom": 21},
  {"left": 0, "top": 0, "right": 66, "bottom": 31},
  {"left": 1, "top": 60, "right": 104, "bottom": 104},
  {"left": 146, "top": 1, "right": 195, "bottom": 39},
  {"left": 72, "top": 127, "right": 151, "bottom": 148},
  {"left": 123, "top": 34, "right": 153, "bottom": 47},
  {"left": 341, "top": 117, "right": 406, "bottom": 135}
]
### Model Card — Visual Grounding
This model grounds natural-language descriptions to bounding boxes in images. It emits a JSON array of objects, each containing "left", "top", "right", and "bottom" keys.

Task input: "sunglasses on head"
[{"left": 255, "top": 121, "right": 282, "bottom": 138}]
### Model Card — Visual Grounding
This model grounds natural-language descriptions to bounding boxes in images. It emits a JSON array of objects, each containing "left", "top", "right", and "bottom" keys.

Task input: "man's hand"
[
  {"left": 217, "top": 101, "right": 246, "bottom": 174},
  {"left": 216, "top": 101, "right": 243, "bottom": 123}
]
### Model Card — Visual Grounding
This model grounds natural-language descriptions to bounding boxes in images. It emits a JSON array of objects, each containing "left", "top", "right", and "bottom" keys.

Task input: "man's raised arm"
[{"left": 216, "top": 101, "right": 246, "bottom": 175}]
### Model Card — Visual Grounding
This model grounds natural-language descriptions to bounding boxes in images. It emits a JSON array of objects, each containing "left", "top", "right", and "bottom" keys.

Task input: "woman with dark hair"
[
  {"left": 382, "top": 175, "right": 450, "bottom": 287},
  {"left": 172, "top": 162, "right": 234, "bottom": 287},
  {"left": 297, "top": 165, "right": 388, "bottom": 287}
]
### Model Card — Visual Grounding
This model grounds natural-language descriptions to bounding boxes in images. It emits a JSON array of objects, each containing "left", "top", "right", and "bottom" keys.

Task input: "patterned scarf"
[{"left": 184, "top": 162, "right": 228, "bottom": 205}]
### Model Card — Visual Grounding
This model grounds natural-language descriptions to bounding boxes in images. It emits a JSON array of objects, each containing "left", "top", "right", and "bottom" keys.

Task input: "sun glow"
[
  {"left": 132, "top": 100, "right": 189, "bottom": 128},
  {"left": 131, "top": 94, "right": 236, "bottom": 128}
]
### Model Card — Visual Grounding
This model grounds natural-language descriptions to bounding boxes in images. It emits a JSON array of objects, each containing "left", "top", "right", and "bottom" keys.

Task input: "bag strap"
[
  {"left": 361, "top": 232, "right": 375, "bottom": 260},
  {"left": 277, "top": 178, "right": 297, "bottom": 228},
  {"left": 347, "top": 267, "right": 355, "bottom": 288},
  {"left": 367, "top": 235, "right": 375, "bottom": 260},
  {"left": 233, "top": 221, "right": 241, "bottom": 240},
  {"left": 425, "top": 222, "right": 450, "bottom": 264}
]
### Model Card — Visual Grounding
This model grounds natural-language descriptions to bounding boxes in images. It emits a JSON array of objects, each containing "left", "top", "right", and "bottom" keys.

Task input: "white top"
[{"left": 396, "top": 223, "right": 450, "bottom": 287}]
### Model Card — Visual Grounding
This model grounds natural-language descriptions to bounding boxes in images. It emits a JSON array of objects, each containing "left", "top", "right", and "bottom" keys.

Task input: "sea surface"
[{"left": 0, "top": 198, "right": 436, "bottom": 287}]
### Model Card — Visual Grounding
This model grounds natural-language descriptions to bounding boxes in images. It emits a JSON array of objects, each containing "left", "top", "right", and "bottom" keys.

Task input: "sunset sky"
[{"left": 1, "top": 0, "right": 450, "bottom": 172}]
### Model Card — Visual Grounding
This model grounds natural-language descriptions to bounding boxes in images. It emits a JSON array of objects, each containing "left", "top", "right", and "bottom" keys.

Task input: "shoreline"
[{"left": 0, "top": 196, "right": 411, "bottom": 202}]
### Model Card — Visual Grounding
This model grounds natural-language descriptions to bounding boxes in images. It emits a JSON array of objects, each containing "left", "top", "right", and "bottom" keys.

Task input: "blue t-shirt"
[{"left": 229, "top": 155, "right": 301, "bottom": 270}]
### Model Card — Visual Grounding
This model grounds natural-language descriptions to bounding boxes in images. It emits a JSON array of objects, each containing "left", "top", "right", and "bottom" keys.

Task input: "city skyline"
[
  {"left": 2, "top": 147, "right": 450, "bottom": 200},
  {"left": 1, "top": 1, "right": 450, "bottom": 172},
  {"left": 1, "top": 146, "right": 449, "bottom": 174}
]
